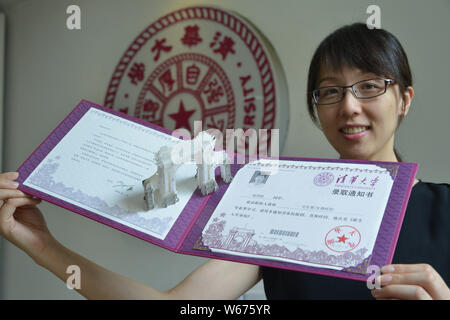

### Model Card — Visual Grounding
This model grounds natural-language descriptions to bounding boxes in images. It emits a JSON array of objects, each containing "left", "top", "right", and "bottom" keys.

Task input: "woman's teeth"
[{"left": 341, "top": 126, "right": 370, "bottom": 134}]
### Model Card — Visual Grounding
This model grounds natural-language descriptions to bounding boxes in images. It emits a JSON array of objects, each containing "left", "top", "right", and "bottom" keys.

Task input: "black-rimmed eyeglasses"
[{"left": 312, "top": 78, "right": 395, "bottom": 105}]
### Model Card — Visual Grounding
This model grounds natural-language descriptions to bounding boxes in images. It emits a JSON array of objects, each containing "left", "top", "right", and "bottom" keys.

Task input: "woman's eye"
[
  {"left": 361, "top": 84, "right": 380, "bottom": 90},
  {"left": 323, "top": 88, "right": 339, "bottom": 96},
  {"left": 360, "top": 81, "right": 383, "bottom": 90}
]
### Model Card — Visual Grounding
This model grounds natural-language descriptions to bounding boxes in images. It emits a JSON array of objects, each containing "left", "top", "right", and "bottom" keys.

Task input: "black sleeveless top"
[{"left": 262, "top": 180, "right": 450, "bottom": 299}]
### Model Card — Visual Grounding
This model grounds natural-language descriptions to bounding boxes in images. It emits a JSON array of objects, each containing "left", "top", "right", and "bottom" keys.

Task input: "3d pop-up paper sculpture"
[{"left": 142, "top": 131, "right": 232, "bottom": 210}]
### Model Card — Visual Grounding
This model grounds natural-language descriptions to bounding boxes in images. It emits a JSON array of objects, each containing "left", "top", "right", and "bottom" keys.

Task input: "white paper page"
[
  {"left": 202, "top": 159, "right": 395, "bottom": 270},
  {"left": 24, "top": 108, "right": 197, "bottom": 240}
]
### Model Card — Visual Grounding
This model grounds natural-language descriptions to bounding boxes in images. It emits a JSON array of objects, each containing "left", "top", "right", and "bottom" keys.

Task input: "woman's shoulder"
[
  {"left": 412, "top": 179, "right": 450, "bottom": 206},
  {"left": 415, "top": 179, "right": 450, "bottom": 192}
]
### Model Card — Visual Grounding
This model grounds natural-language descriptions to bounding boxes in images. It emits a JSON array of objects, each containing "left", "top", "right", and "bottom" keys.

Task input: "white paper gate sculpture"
[{"left": 142, "top": 132, "right": 233, "bottom": 210}]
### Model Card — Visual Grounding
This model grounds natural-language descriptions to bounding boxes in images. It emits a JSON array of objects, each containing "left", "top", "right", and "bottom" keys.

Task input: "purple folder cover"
[{"left": 16, "top": 100, "right": 419, "bottom": 282}]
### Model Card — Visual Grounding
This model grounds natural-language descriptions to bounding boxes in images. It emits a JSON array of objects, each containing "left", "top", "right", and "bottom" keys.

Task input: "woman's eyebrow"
[
  {"left": 318, "top": 76, "right": 339, "bottom": 86},
  {"left": 318, "top": 72, "right": 376, "bottom": 87}
]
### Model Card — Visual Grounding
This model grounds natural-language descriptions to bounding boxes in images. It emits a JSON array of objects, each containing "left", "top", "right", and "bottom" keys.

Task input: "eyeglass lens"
[{"left": 314, "top": 79, "right": 388, "bottom": 105}]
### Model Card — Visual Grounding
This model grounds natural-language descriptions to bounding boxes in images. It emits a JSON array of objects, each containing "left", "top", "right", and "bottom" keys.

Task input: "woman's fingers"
[
  {"left": 380, "top": 270, "right": 432, "bottom": 287},
  {"left": 0, "top": 179, "right": 19, "bottom": 189},
  {"left": 0, "top": 197, "right": 41, "bottom": 223},
  {"left": 0, "top": 189, "right": 31, "bottom": 200},
  {"left": 382, "top": 264, "right": 430, "bottom": 274},
  {"left": 0, "top": 172, "right": 37, "bottom": 201},
  {"left": 0, "top": 197, "right": 41, "bottom": 242},
  {"left": 0, "top": 172, "right": 19, "bottom": 181},
  {"left": 372, "top": 284, "right": 432, "bottom": 300},
  {"left": 380, "top": 264, "right": 449, "bottom": 299},
  {"left": 0, "top": 172, "right": 23, "bottom": 201}
]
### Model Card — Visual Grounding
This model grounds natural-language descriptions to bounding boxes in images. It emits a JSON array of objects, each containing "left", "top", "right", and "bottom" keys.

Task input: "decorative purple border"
[
  {"left": 178, "top": 157, "right": 418, "bottom": 282},
  {"left": 16, "top": 99, "right": 419, "bottom": 281},
  {"left": 16, "top": 99, "right": 210, "bottom": 251}
]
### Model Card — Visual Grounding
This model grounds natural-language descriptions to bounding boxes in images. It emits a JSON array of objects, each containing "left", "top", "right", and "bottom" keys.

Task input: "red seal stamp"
[
  {"left": 104, "top": 6, "right": 288, "bottom": 152},
  {"left": 325, "top": 225, "right": 361, "bottom": 253}
]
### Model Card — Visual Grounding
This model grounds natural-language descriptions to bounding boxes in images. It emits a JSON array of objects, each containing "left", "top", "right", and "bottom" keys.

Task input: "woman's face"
[
  {"left": 254, "top": 174, "right": 265, "bottom": 184},
  {"left": 315, "top": 66, "right": 413, "bottom": 161}
]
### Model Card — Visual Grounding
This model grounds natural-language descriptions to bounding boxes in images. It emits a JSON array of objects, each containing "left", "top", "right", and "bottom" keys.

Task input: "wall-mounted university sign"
[{"left": 105, "top": 6, "right": 289, "bottom": 153}]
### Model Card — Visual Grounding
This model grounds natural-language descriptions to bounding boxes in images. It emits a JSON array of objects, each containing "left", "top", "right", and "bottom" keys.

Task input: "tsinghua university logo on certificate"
[
  {"left": 104, "top": 6, "right": 289, "bottom": 153},
  {"left": 314, "top": 172, "right": 335, "bottom": 187}
]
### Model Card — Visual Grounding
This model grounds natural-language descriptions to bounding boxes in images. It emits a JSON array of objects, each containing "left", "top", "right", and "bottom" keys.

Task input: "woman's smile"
[{"left": 339, "top": 127, "right": 370, "bottom": 141}]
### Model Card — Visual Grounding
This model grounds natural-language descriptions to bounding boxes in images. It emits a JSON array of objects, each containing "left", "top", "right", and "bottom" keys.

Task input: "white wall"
[
  {"left": 0, "top": 12, "right": 4, "bottom": 169},
  {"left": 0, "top": 11, "right": 5, "bottom": 299},
  {"left": 0, "top": 0, "right": 449, "bottom": 299}
]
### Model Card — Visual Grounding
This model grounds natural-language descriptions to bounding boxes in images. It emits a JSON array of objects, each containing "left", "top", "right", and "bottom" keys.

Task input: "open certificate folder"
[{"left": 17, "top": 100, "right": 419, "bottom": 282}]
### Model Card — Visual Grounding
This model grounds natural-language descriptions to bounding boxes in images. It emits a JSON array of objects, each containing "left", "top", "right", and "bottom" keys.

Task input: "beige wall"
[{"left": 0, "top": 0, "right": 449, "bottom": 299}]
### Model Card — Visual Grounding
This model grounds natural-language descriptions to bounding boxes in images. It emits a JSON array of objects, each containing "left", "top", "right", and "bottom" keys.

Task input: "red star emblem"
[
  {"left": 337, "top": 234, "right": 349, "bottom": 244},
  {"left": 168, "top": 100, "right": 196, "bottom": 132}
]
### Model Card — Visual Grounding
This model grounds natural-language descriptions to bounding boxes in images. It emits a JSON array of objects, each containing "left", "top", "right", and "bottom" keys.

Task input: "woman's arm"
[
  {"left": 167, "top": 259, "right": 261, "bottom": 300},
  {"left": 37, "top": 239, "right": 261, "bottom": 300},
  {"left": 1, "top": 172, "right": 261, "bottom": 300}
]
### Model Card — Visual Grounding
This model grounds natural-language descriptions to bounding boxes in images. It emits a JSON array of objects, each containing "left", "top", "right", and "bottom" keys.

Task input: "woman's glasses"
[{"left": 312, "top": 78, "right": 395, "bottom": 105}]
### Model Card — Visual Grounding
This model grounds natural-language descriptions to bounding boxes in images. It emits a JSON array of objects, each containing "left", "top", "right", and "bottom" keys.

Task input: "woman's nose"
[{"left": 339, "top": 88, "right": 363, "bottom": 117}]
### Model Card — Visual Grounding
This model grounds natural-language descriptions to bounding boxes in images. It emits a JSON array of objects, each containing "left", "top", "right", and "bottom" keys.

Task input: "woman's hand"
[
  {"left": 0, "top": 172, "right": 54, "bottom": 263},
  {"left": 371, "top": 264, "right": 450, "bottom": 300}
]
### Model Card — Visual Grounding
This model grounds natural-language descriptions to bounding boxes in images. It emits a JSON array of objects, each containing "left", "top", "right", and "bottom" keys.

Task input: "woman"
[
  {"left": 0, "top": 23, "right": 448, "bottom": 300},
  {"left": 262, "top": 23, "right": 449, "bottom": 299}
]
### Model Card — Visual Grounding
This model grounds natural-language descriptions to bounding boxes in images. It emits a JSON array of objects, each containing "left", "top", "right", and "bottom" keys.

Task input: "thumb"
[
  {"left": 0, "top": 197, "right": 41, "bottom": 225},
  {"left": 0, "top": 199, "right": 18, "bottom": 237},
  {"left": 0, "top": 198, "right": 18, "bottom": 223}
]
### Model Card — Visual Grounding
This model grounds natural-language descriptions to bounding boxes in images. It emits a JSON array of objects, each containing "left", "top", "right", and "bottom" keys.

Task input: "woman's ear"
[{"left": 400, "top": 86, "right": 415, "bottom": 116}]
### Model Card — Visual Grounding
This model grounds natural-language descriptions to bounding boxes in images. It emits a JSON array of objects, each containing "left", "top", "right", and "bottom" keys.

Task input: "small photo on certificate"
[{"left": 248, "top": 170, "right": 270, "bottom": 186}]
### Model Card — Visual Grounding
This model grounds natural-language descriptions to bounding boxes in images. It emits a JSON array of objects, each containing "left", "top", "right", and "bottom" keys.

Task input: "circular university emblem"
[
  {"left": 104, "top": 6, "right": 289, "bottom": 153},
  {"left": 325, "top": 225, "right": 361, "bottom": 253},
  {"left": 313, "top": 172, "right": 334, "bottom": 187}
]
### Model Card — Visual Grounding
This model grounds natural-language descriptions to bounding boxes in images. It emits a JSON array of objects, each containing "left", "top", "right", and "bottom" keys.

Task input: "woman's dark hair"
[{"left": 306, "top": 23, "right": 413, "bottom": 162}]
